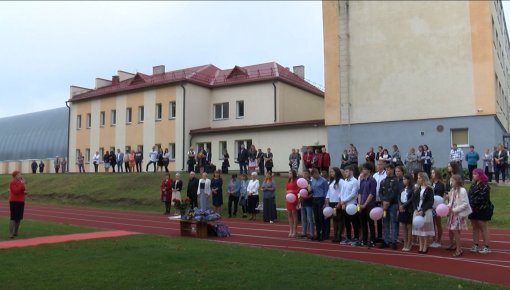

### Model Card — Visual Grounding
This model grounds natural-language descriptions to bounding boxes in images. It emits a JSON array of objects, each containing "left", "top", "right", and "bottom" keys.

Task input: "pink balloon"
[
  {"left": 369, "top": 207, "right": 384, "bottom": 221},
  {"left": 436, "top": 204, "right": 449, "bottom": 217},
  {"left": 297, "top": 178, "right": 308, "bottom": 189},
  {"left": 299, "top": 189, "right": 308, "bottom": 198},
  {"left": 286, "top": 193, "right": 297, "bottom": 203}
]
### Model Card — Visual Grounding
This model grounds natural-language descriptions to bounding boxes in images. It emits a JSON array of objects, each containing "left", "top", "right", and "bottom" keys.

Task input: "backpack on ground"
[{"left": 215, "top": 223, "right": 230, "bottom": 237}]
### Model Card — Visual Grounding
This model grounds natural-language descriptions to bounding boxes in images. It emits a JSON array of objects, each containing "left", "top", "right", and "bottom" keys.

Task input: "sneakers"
[
  {"left": 470, "top": 244, "right": 479, "bottom": 253},
  {"left": 340, "top": 239, "right": 351, "bottom": 245},
  {"left": 429, "top": 242, "right": 441, "bottom": 248},
  {"left": 367, "top": 241, "right": 375, "bottom": 248},
  {"left": 479, "top": 246, "right": 491, "bottom": 254}
]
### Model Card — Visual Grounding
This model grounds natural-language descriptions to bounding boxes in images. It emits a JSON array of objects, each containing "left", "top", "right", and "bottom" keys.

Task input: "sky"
[
  {"left": 0, "top": 1, "right": 510, "bottom": 118},
  {"left": 0, "top": 1, "right": 324, "bottom": 118}
]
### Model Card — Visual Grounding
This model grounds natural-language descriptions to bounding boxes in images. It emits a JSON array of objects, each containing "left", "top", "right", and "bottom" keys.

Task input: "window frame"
[
  {"left": 86, "top": 113, "right": 91, "bottom": 129},
  {"left": 169, "top": 143, "right": 176, "bottom": 160},
  {"left": 76, "top": 115, "right": 82, "bottom": 130},
  {"left": 213, "top": 102, "right": 229, "bottom": 120},
  {"left": 451, "top": 128, "right": 469, "bottom": 148},
  {"left": 138, "top": 106, "right": 145, "bottom": 123},
  {"left": 126, "top": 107, "right": 132, "bottom": 124},
  {"left": 155, "top": 103, "right": 162, "bottom": 121},
  {"left": 236, "top": 100, "right": 244, "bottom": 119},
  {"left": 110, "top": 109, "right": 117, "bottom": 126},
  {"left": 100, "top": 111, "right": 105, "bottom": 127},
  {"left": 169, "top": 101, "right": 176, "bottom": 119}
]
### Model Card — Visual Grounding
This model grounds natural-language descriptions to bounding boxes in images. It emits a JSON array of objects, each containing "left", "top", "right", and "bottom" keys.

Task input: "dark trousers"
[
  {"left": 468, "top": 164, "right": 477, "bottom": 181},
  {"left": 495, "top": 163, "right": 506, "bottom": 183},
  {"left": 164, "top": 202, "right": 171, "bottom": 214},
  {"left": 423, "top": 163, "right": 432, "bottom": 178},
  {"left": 188, "top": 194, "right": 198, "bottom": 209},
  {"left": 117, "top": 163, "right": 123, "bottom": 173},
  {"left": 485, "top": 166, "right": 493, "bottom": 182},
  {"left": 136, "top": 161, "right": 142, "bottom": 172},
  {"left": 146, "top": 161, "right": 157, "bottom": 172},
  {"left": 239, "top": 162, "right": 247, "bottom": 174},
  {"left": 258, "top": 163, "right": 265, "bottom": 175},
  {"left": 228, "top": 195, "right": 240, "bottom": 217},
  {"left": 359, "top": 207, "right": 376, "bottom": 244},
  {"left": 111, "top": 164, "right": 116, "bottom": 173},
  {"left": 375, "top": 202, "right": 383, "bottom": 240},
  {"left": 345, "top": 210, "right": 360, "bottom": 240},
  {"left": 125, "top": 161, "right": 130, "bottom": 172},
  {"left": 329, "top": 202, "right": 341, "bottom": 241},
  {"left": 312, "top": 197, "right": 327, "bottom": 240},
  {"left": 94, "top": 163, "right": 99, "bottom": 173}
]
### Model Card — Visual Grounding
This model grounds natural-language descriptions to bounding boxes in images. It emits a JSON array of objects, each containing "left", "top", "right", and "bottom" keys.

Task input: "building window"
[
  {"left": 76, "top": 115, "right": 82, "bottom": 129},
  {"left": 99, "top": 147, "right": 104, "bottom": 158},
  {"left": 155, "top": 103, "right": 162, "bottom": 121},
  {"left": 126, "top": 107, "right": 132, "bottom": 124},
  {"left": 451, "top": 129, "right": 469, "bottom": 147},
  {"left": 219, "top": 141, "right": 227, "bottom": 160},
  {"left": 169, "top": 143, "right": 176, "bottom": 160},
  {"left": 214, "top": 102, "right": 229, "bottom": 120},
  {"left": 169, "top": 101, "right": 176, "bottom": 119},
  {"left": 86, "top": 113, "right": 91, "bottom": 129},
  {"left": 236, "top": 101, "right": 244, "bottom": 118},
  {"left": 111, "top": 110, "right": 117, "bottom": 126},
  {"left": 85, "top": 148, "right": 90, "bottom": 163},
  {"left": 138, "top": 106, "right": 144, "bottom": 123},
  {"left": 100, "top": 111, "right": 105, "bottom": 127}
]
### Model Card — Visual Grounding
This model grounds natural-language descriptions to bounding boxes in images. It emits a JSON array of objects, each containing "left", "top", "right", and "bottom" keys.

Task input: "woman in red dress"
[
  {"left": 285, "top": 170, "right": 299, "bottom": 238},
  {"left": 9, "top": 171, "right": 27, "bottom": 239},
  {"left": 160, "top": 173, "right": 173, "bottom": 215}
]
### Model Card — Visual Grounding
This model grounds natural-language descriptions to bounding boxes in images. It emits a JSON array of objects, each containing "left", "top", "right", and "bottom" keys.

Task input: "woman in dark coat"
[
  {"left": 468, "top": 168, "right": 494, "bottom": 254},
  {"left": 210, "top": 170, "right": 223, "bottom": 214}
]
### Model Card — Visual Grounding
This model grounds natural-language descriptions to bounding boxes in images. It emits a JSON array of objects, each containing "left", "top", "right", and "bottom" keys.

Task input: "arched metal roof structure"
[{"left": 0, "top": 107, "right": 68, "bottom": 161}]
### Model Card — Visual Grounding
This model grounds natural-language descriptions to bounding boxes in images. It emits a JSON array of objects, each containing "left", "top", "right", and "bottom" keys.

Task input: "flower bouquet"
[{"left": 173, "top": 198, "right": 191, "bottom": 218}]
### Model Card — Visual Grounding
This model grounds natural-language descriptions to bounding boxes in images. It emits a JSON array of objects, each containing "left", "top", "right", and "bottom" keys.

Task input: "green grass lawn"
[
  {"left": 1, "top": 172, "right": 509, "bottom": 228},
  {"left": 0, "top": 229, "right": 505, "bottom": 289},
  {"left": 0, "top": 218, "right": 97, "bottom": 241}
]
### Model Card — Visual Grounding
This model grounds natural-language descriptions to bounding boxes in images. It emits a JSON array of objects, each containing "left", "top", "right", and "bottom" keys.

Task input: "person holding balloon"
[
  {"left": 299, "top": 170, "right": 315, "bottom": 239},
  {"left": 446, "top": 174, "right": 472, "bottom": 257},
  {"left": 398, "top": 174, "right": 415, "bottom": 251},
  {"left": 412, "top": 172, "right": 435, "bottom": 254},
  {"left": 468, "top": 168, "right": 494, "bottom": 254},
  {"left": 339, "top": 165, "right": 360, "bottom": 245},
  {"left": 326, "top": 167, "right": 343, "bottom": 243},
  {"left": 379, "top": 164, "right": 400, "bottom": 250},
  {"left": 311, "top": 168, "right": 329, "bottom": 241},
  {"left": 285, "top": 170, "right": 300, "bottom": 237},
  {"left": 358, "top": 162, "right": 377, "bottom": 248},
  {"left": 430, "top": 168, "right": 446, "bottom": 248}
]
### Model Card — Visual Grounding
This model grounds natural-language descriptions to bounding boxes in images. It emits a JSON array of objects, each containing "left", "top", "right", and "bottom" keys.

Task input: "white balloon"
[
  {"left": 346, "top": 204, "right": 358, "bottom": 215},
  {"left": 433, "top": 195, "right": 444, "bottom": 208},
  {"left": 413, "top": 215, "right": 425, "bottom": 228},
  {"left": 323, "top": 206, "right": 333, "bottom": 218}
]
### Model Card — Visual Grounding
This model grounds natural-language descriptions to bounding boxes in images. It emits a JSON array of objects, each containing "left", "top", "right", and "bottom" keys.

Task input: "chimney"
[
  {"left": 112, "top": 75, "right": 120, "bottom": 85},
  {"left": 153, "top": 65, "right": 165, "bottom": 75},
  {"left": 95, "top": 78, "right": 112, "bottom": 89},
  {"left": 293, "top": 65, "right": 305, "bottom": 79}
]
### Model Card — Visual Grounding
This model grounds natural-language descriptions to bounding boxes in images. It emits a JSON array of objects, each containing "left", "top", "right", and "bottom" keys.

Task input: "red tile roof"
[{"left": 69, "top": 62, "right": 323, "bottom": 102}]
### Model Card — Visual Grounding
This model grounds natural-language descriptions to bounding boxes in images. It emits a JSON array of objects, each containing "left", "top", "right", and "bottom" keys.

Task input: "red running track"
[{"left": 1, "top": 203, "right": 509, "bottom": 287}]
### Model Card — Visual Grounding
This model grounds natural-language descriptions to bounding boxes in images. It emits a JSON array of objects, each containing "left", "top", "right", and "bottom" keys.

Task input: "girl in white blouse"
[{"left": 197, "top": 172, "right": 211, "bottom": 211}]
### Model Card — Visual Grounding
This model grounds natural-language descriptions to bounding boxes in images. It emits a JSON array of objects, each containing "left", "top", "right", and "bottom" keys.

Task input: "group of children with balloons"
[{"left": 284, "top": 160, "right": 492, "bottom": 257}]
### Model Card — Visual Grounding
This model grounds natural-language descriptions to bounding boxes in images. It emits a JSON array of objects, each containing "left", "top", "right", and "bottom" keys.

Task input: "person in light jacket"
[
  {"left": 246, "top": 172, "right": 260, "bottom": 221},
  {"left": 197, "top": 172, "right": 211, "bottom": 211},
  {"left": 446, "top": 174, "right": 472, "bottom": 257}
]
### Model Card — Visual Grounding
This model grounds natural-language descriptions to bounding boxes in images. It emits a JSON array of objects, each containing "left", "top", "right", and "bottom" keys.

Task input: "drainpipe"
[
  {"left": 272, "top": 81, "right": 277, "bottom": 122},
  {"left": 180, "top": 83, "right": 186, "bottom": 171},
  {"left": 65, "top": 101, "right": 71, "bottom": 173}
]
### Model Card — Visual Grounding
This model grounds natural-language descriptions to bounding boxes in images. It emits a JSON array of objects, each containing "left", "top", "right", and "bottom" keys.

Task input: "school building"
[
  {"left": 323, "top": 0, "right": 510, "bottom": 166},
  {"left": 68, "top": 62, "right": 326, "bottom": 173}
]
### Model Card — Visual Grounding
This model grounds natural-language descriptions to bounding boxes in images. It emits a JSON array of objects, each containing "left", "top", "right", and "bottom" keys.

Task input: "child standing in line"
[
  {"left": 399, "top": 174, "right": 414, "bottom": 251},
  {"left": 447, "top": 175, "right": 472, "bottom": 257}
]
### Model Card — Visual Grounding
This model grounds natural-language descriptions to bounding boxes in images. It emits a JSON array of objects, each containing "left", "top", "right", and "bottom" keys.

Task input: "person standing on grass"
[
  {"left": 326, "top": 167, "right": 343, "bottom": 243},
  {"left": 483, "top": 148, "right": 494, "bottom": 182},
  {"left": 468, "top": 168, "right": 494, "bottom": 254},
  {"left": 103, "top": 151, "right": 111, "bottom": 172},
  {"left": 256, "top": 148, "right": 265, "bottom": 175},
  {"left": 135, "top": 146, "right": 143, "bottom": 173},
  {"left": 171, "top": 173, "right": 183, "bottom": 207},
  {"left": 210, "top": 170, "right": 223, "bottom": 214},
  {"left": 60, "top": 158, "right": 67, "bottom": 173},
  {"left": 321, "top": 147, "right": 331, "bottom": 174},
  {"left": 465, "top": 145, "right": 480, "bottom": 182},
  {"left": 446, "top": 175, "right": 472, "bottom": 257},
  {"left": 238, "top": 144, "right": 248, "bottom": 175},
  {"left": 116, "top": 149, "right": 124, "bottom": 173},
  {"left": 398, "top": 174, "right": 415, "bottom": 252},
  {"left": 8, "top": 171, "right": 27, "bottom": 239},
  {"left": 412, "top": 172, "right": 435, "bottom": 254},
  {"left": 187, "top": 172, "right": 199, "bottom": 209},
  {"left": 124, "top": 149, "right": 131, "bottom": 173},
  {"left": 300, "top": 170, "right": 315, "bottom": 239},
  {"left": 197, "top": 172, "right": 211, "bottom": 211},
  {"left": 162, "top": 148, "right": 170, "bottom": 173},
  {"left": 358, "top": 162, "right": 377, "bottom": 248},
  {"left": 128, "top": 150, "right": 135, "bottom": 173},
  {"left": 239, "top": 174, "right": 249, "bottom": 218},
  {"left": 78, "top": 151, "right": 85, "bottom": 173},
  {"left": 430, "top": 168, "right": 446, "bottom": 249},
  {"left": 365, "top": 147, "right": 375, "bottom": 167},
  {"left": 303, "top": 147, "right": 314, "bottom": 171},
  {"left": 146, "top": 146, "right": 158, "bottom": 172},
  {"left": 285, "top": 170, "right": 300, "bottom": 237},
  {"left": 265, "top": 148, "right": 274, "bottom": 174},
  {"left": 421, "top": 144, "right": 432, "bottom": 177},
  {"left": 246, "top": 172, "right": 260, "bottom": 221},
  {"left": 187, "top": 147, "right": 196, "bottom": 173},
  {"left": 54, "top": 156, "right": 60, "bottom": 173},
  {"left": 261, "top": 172, "right": 277, "bottom": 224},
  {"left": 311, "top": 168, "right": 329, "bottom": 241},
  {"left": 31, "top": 160, "right": 37, "bottom": 174},
  {"left": 248, "top": 145, "right": 258, "bottom": 173},
  {"left": 449, "top": 144, "right": 465, "bottom": 180},
  {"left": 493, "top": 144, "right": 507, "bottom": 184},
  {"left": 93, "top": 151, "right": 100, "bottom": 173},
  {"left": 109, "top": 150, "right": 116, "bottom": 173},
  {"left": 160, "top": 173, "right": 173, "bottom": 215},
  {"left": 38, "top": 160, "right": 45, "bottom": 173},
  {"left": 227, "top": 174, "right": 241, "bottom": 218}
]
